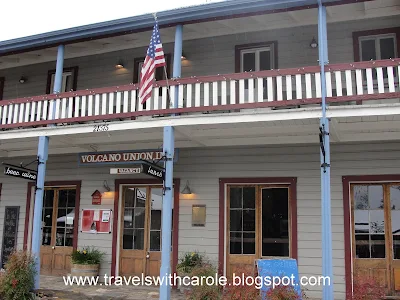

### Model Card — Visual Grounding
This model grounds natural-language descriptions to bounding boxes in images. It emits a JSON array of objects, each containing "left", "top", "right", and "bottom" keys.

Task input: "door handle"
[
  {"left": 146, "top": 252, "right": 150, "bottom": 259},
  {"left": 52, "top": 246, "right": 55, "bottom": 249}
]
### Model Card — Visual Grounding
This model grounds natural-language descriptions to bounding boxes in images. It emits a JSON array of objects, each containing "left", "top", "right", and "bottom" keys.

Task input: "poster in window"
[{"left": 80, "top": 209, "right": 112, "bottom": 234}]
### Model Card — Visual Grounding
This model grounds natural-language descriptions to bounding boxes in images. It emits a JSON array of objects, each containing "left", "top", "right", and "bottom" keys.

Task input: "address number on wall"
[{"left": 93, "top": 124, "right": 109, "bottom": 132}]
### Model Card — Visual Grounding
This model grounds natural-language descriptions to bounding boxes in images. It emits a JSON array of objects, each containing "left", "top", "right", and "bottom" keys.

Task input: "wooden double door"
[
  {"left": 351, "top": 183, "right": 400, "bottom": 294},
  {"left": 119, "top": 186, "right": 173, "bottom": 277},
  {"left": 226, "top": 185, "right": 291, "bottom": 276},
  {"left": 40, "top": 187, "right": 77, "bottom": 275}
]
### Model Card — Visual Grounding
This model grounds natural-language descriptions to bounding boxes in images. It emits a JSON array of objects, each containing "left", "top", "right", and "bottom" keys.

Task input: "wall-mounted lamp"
[
  {"left": 181, "top": 180, "right": 192, "bottom": 194},
  {"left": 310, "top": 37, "right": 318, "bottom": 49},
  {"left": 115, "top": 59, "right": 124, "bottom": 69},
  {"left": 19, "top": 76, "right": 27, "bottom": 84},
  {"left": 103, "top": 180, "right": 111, "bottom": 192},
  {"left": 181, "top": 52, "right": 187, "bottom": 60}
]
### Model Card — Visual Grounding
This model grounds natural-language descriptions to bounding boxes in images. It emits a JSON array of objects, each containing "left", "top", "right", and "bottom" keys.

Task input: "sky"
[{"left": 0, "top": 0, "right": 224, "bottom": 42}]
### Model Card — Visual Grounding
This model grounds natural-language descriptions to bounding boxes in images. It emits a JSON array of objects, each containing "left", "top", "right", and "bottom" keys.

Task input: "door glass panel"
[
  {"left": 380, "top": 37, "right": 395, "bottom": 60},
  {"left": 229, "top": 186, "right": 256, "bottom": 255},
  {"left": 149, "top": 188, "right": 172, "bottom": 252},
  {"left": 259, "top": 50, "right": 272, "bottom": 71},
  {"left": 123, "top": 188, "right": 146, "bottom": 250},
  {"left": 261, "top": 188, "right": 289, "bottom": 257},
  {"left": 56, "top": 190, "right": 76, "bottom": 247},
  {"left": 353, "top": 185, "right": 385, "bottom": 258},
  {"left": 242, "top": 52, "right": 256, "bottom": 72},
  {"left": 390, "top": 186, "right": 400, "bottom": 259},
  {"left": 361, "top": 39, "right": 377, "bottom": 61},
  {"left": 41, "top": 189, "right": 54, "bottom": 246}
]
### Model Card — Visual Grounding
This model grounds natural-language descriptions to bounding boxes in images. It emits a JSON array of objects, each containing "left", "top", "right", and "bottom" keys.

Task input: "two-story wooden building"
[{"left": 0, "top": 0, "right": 400, "bottom": 299}]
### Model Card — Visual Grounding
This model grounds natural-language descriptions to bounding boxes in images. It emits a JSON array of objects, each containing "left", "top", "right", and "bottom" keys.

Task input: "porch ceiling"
[
  {"left": 1, "top": 0, "right": 399, "bottom": 70},
  {"left": 1, "top": 105, "right": 400, "bottom": 158}
]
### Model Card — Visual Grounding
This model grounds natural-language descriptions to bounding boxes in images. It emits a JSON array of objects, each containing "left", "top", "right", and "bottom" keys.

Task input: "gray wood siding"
[
  {"left": 1, "top": 142, "right": 400, "bottom": 298},
  {"left": 1, "top": 16, "right": 399, "bottom": 101}
]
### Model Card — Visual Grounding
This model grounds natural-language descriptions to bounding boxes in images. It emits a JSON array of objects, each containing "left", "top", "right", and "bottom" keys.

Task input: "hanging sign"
[
  {"left": 3, "top": 164, "right": 37, "bottom": 181},
  {"left": 141, "top": 162, "right": 165, "bottom": 180},
  {"left": 78, "top": 149, "right": 179, "bottom": 166},
  {"left": 80, "top": 209, "right": 112, "bottom": 234},
  {"left": 91, "top": 190, "right": 102, "bottom": 205}
]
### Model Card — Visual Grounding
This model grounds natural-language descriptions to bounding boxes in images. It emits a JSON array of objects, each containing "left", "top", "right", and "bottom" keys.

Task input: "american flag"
[{"left": 138, "top": 21, "right": 166, "bottom": 104}]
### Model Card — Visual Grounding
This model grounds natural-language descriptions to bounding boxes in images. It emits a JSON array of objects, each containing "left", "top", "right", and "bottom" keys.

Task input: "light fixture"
[
  {"left": 181, "top": 180, "right": 192, "bottom": 194},
  {"left": 115, "top": 59, "right": 124, "bottom": 69},
  {"left": 19, "top": 76, "right": 27, "bottom": 84},
  {"left": 103, "top": 180, "right": 111, "bottom": 192},
  {"left": 181, "top": 52, "right": 187, "bottom": 60},
  {"left": 310, "top": 37, "right": 318, "bottom": 49}
]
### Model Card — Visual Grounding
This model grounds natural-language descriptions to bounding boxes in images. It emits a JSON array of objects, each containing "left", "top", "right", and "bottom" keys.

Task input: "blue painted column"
[
  {"left": 318, "top": 2, "right": 334, "bottom": 299},
  {"left": 159, "top": 24, "right": 182, "bottom": 300},
  {"left": 32, "top": 45, "right": 64, "bottom": 290}
]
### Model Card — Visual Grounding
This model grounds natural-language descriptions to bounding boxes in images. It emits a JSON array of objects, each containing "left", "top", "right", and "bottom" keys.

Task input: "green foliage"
[
  {"left": 176, "top": 251, "right": 204, "bottom": 275},
  {"left": 71, "top": 246, "right": 105, "bottom": 265},
  {"left": 0, "top": 250, "right": 36, "bottom": 300}
]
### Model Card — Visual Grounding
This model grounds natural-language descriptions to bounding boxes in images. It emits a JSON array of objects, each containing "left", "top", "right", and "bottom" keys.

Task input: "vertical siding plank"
[
  {"left": 387, "top": 67, "right": 395, "bottom": 93},
  {"left": 325, "top": 72, "right": 332, "bottom": 97},
  {"left": 305, "top": 74, "right": 312, "bottom": 99},
  {"left": 154, "top": 87, "right": 160, "bottom": 110},
  {"left": 186, "top": 85, "right": 192, "bottom": 108},
  {"left": 356, "top": 69, "right": 363, "bottom": 95},
  {"left": 116, "top": 92, "right": 121, "bottom": 114},
  {"left": 61, "top": 98, "right": 67, "bottom": 118},
  {"left": 276, "top": 76, "right": 283, "bottom": 101},
  {"left": 366, "top": 68, "right": 374, "bottom": 94},
  {"left": 221, "top": 81, "right": 227, "bottom": 105},
  {"left": 376, "top": 67, "right": 384, "bottom": 94},
  {"left": 24, "top": 103, "right": 29, "bottom": 122},
  {"left": 257, "top": 78, "right": 263, "bottom": 102},
  {"left": 204, "top": 83, "right": 209, "bottom": 107},
  {"left": 68, "top": 97, "right": 73, "bottom": 118},
  {"left": 267, "top": 77, "right": 273, "bottom": 101},
  {"left": 95, "top": 94, "right": 100, "bottom": 116},
  {"left": 2, "top": 105, "right": 8, "bottom": 124},
  {"left": 108, "top": 93, "right": 114, "bottom": 114},
  {"left": 170, "top": 87, "right": 176, "bottom": 109},
  {"left": 35, "top": 101, "right": 41, "bottom": 121},
  {"left": 248, "top": 78, "right": 254, "bottom": 103},
  {"left": 48, "top": 100, "right": 54, "bottom": 120},
  {"left": 81, "top": 96, "right": 86, "bottom": 117},
  {"left": 295, "top": 74, "right": 302, "bottom": 100},
  {"left": 335, "top": 71, "right": 343, "bottom": 97},
  {"left": 178, "top": 85, "right": 184, "bottom": 108},
  {"left": 54, "top": 99, "right": 60, "bottom": 119},
  {"left": 13, "top": 104, "right": 19, "bottom": 123},
  {"left": 345, "top": 70, "right": 353, "bottom": 96},
  {"left": 0, "top": 107, "right": 3, "bottom": 124},
  {"left": 7, "top": 104, "right": 13, "bottom": 124},
  {"left": 286, "top": 75, "right": 292, "bottom": 100},
  {"left": 230, "top": 81, "right": 236, "bottom": 104},
  {"left": 239, "top": 79, "right": 245, "bottom": 103},
  {"left": 88, "top": 95, "right": 93, "bottom": 116},
  {"left": 315, "top": 73, "right": 321, "bottom": 98},
  {"left": 195, "top": 83, "right": 201, "bottom": 107}
]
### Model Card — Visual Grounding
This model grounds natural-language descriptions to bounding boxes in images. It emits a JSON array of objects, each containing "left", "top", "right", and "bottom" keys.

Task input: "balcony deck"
[{"left": 0, "top": 59, "right": 399, "bottom": 131}]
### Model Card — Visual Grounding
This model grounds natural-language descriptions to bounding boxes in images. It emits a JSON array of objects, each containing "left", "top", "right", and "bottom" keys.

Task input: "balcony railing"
[{"left": 0, "top": 59, "right": 399, "bottom": 130}]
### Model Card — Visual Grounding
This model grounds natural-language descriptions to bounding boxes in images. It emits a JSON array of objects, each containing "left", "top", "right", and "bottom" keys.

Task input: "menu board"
[{"left": 1, "top": 206, "right": 19, "bottom": 268}]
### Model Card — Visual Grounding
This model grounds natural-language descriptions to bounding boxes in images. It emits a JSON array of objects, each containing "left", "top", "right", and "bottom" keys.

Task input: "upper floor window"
[
  {"left": 0, "top": 77, "right": 4, "bottom": 100},
  {"left": 353, "top": 28, "right": 399, "bottom": 62},
  {"left": 46, "top": 67, "right": 78, "bottom": 94},
  {"left": 133, "top": 54, "right": 171, "bottom": 84},
  {"left": 359, "top": 34, "right": 397, "bottom": 62},
  {"left": 235, "top": 42, "right": 277, "bottom": 73}
]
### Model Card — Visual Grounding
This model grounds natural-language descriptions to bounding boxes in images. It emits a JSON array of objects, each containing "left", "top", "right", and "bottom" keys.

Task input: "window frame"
[
  {"left": 235, "top": 41, "right": 278, "bottom": 73},
  {"left": 133, "top": 53, "right": 171, "bottom": 84},
  {"left": 0, "top": 77, "right": 4, "bottom": 100},
  {"left": 353, "top": 27, "right": 400, "bottom": 62},
  {"left": 46, "top": 66, "right": 79, "bottom": 94}
]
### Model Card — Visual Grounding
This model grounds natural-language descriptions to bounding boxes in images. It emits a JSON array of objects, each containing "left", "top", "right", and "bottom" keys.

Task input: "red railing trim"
[
  {"left": 1, "top": 91, "right": 400, "bottom": 130},
  {"left": 1, "top": 59, "right": 399, "bottom": 106}
]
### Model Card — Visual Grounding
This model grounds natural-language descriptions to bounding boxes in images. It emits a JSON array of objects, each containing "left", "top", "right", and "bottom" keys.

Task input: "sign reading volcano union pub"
[{"left": 78, "top": 149, "right": 172, "bottom": 166}]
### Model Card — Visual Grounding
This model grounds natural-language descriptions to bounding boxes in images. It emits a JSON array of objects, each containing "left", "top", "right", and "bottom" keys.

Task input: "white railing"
[{"left": 0, "top": 59, "right": 399, "bottom": 129}]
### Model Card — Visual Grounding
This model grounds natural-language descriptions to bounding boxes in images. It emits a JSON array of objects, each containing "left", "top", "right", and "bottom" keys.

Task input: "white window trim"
[
  {"left": 50, "top": 71, "right": 73, "bottom": 93},
  {"left": 240, "top": 46, "right": 275, "bottom": 72}
]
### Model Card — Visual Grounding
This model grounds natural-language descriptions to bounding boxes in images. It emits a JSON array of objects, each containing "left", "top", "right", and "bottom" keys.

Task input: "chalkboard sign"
[{"left": 1, "top": 206, "right": 19, "bottom": 268}]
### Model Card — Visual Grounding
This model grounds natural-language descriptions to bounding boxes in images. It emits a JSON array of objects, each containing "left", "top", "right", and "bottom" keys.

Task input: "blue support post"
[
  {"left": 159, "top": 24, "right": 182, "bottom": 300},
  {"left": 31, "top": 45, "right": 64, "bottom": 290},
  {"left": 318, "top": 1, "right": 334, "bottom": 299}
]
